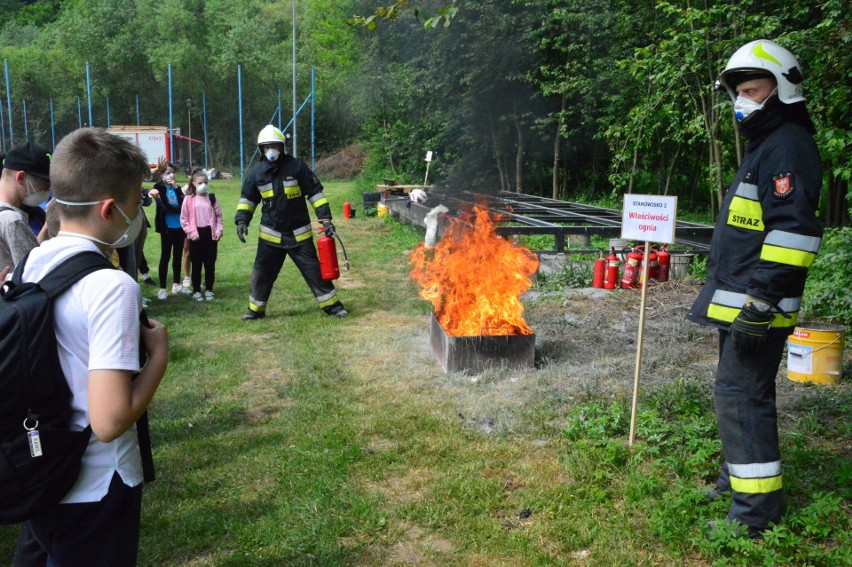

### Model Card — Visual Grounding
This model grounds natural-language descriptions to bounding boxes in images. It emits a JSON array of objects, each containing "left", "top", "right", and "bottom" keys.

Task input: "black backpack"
[{"left": 0, "top": 251, "right": 114, "bottom": 524}]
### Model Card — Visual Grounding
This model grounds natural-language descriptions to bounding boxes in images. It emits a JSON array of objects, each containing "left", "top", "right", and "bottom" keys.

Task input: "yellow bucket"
[
  {"left": 377, "top": 202, "right": 389, "bottom": 217},
  {"left": 787, "top": 322, "right": 846, "bottom": 385}
]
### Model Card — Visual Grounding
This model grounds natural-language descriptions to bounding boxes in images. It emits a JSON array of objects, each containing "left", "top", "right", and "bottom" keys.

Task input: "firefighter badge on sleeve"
[{"left": 773, "top": 172, "right": 795, "bottom": 199}]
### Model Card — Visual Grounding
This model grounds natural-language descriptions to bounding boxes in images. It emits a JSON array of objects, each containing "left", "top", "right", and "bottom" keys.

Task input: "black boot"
[{"left": 241, "top": 309, "right": 266, "bottom": 321}]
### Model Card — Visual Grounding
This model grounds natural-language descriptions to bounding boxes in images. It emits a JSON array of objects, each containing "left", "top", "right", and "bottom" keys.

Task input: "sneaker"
[
  {"left": 142, "top": 298, "right": 151, "bottom": 308},
  {"left": 204, "top": 291, "right": 215, "bottom": 301},
  {"left": 157, "top": 289, "right": 168, "bottom": 301},
  {"left": 241, "top": 309, "right": 266, "bottom": 321},
  {"left": 141, "top": 273, "right": 156, "bottom": 286},
  {"left": 180, "top": 285, "right": 193, "bottom": 295},
  {"left": 171, "top": 283, "right": 182, "bottom": 294},
  {"left": 192, "top": 292, "right": 203, "bottom": 302},
  {"left": 182, "top": 276, "right": 192, "bottom": 288}
]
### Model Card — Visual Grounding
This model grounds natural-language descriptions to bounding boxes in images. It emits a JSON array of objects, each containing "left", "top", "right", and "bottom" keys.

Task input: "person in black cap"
[{"left": 0, "top": 141, "right": 52, "bottom": 271}]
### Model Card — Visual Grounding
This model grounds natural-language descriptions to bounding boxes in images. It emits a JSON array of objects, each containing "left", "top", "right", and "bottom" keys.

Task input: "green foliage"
[
  {"left": 0, "top": 0, "right": 847, "bottom": 219},
  {"left": 802, "top": 227, "right": 852, "bottom": 323},
  {"left": 348, "top": 1, "right": 458, "bottom": 31},
  {"left": 562, "top": 382, "right": 852, "bottom": 564},
  {"left": 533, "top": 257, "right": 595, "bottom": 290},
  {"left": 689, "top": 254, "right": 708, "bottom": 282}
]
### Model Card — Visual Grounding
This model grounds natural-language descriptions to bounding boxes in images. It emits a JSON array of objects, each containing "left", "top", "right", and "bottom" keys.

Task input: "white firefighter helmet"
[
  {"left": 257, "top": 124, "right": 287, "bottom": 148},
  {"left": 718, "top": 40, "right": 805, "bottom": 104},
  {"left": 409, "top": 189, "right": 428, "bottom": 204}
]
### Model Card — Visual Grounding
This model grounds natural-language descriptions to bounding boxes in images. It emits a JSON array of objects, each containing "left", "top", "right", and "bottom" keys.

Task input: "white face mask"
[
  {"left": 22, "top": 177, "right": 50, "bottom": 207},
  {"left": 265, "top": 149, "right": 281, "bottom": 162},
  {"left": 733, "top": 87, "right": 777, "bottom": 122},
  {"left": 163, "top": 172, "right": 175, "bottom": 182},
  {"left": 196, "top": 182, "right": 209, "bottom": 194},
  {"left": 54, "top": 198, "right": 144, "bottom": 248}
]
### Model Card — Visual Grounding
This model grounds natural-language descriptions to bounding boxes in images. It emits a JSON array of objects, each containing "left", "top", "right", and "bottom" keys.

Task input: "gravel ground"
[{"left": 434, "top": 278, "right": 851, "bottom": 439}]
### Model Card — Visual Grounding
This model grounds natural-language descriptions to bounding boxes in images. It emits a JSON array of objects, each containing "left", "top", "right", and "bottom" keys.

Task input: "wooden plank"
[{"left": 375, "top": 184, "right": 434, "bottom": 193}]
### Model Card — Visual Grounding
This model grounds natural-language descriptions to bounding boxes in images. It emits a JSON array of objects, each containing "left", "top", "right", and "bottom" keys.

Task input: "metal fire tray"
[{"left": 429, "top": 313, "right": 535, "bottom": 374}]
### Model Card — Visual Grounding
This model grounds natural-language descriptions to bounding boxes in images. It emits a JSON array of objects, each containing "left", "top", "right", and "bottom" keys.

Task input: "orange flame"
[{"left": 410, "top": 205, "right": 539, "bottom": 336}]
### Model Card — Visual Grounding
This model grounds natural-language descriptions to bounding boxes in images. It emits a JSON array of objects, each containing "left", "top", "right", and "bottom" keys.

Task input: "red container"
[
  {"left": 343, "top": 200, "right": 352, "bottom": 219},
  {"left": 318, "top": 234, "right": 340, "bottom": 280},
  {"left": 604, "top": 248, "right": 620, "bottom": 289},
  {"left": 657, "top": 244, "right": 671, "bottom": 282},
  {"left": 592, "top": 254, "right": 606, "bottom": 288}
]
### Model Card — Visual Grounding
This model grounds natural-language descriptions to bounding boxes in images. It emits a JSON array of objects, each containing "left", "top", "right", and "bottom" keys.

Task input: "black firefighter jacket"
[
  {"left": 688, "top": 121, "right": 823, "bottom": 335},
  {"left": 235, "top": 156, "right": 331, "bottom": 248}
]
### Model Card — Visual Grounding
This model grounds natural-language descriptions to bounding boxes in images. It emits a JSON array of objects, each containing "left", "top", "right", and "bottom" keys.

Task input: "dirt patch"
[
  {"left": 412, "top": 278, "right": 849, "bottom": 437},
  {"left": 233, "top": 371, "right": 293, "bottom": 423},
  {"left": 366, "top": 468, "right": 431, "bottom": 504},
  {"left": 313, "top": 145, "right": 367, "bottom": 179},
  {"left": 384, "top": 522, "right": 455, "bottom": 566}
]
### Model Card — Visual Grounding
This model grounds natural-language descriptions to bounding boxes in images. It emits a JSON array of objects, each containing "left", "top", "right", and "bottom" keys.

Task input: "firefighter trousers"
[
  {"left": 713, "top": 329, "right": 787, "bottom": 529},
  {"left": 247, "top": 239, "right": 344, "bottom": 315}
]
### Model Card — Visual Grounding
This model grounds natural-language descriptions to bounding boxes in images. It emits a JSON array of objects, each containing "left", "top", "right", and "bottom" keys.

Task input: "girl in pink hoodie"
[{"left": 180, "top": 170, "right": 223, "bottom": 301}]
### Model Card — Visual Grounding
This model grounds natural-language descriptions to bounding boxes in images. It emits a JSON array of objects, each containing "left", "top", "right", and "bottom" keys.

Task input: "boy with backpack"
[
  {"left": 9, "top": 128, "right": 169, "bottom": 566},
  {"left": 0, "top": 141, "right": 52, "bottom": 271}
]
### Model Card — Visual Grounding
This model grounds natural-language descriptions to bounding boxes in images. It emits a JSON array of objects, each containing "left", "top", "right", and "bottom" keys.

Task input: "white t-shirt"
[{"left": 21, "top": 236, "right": 144, "bottom": 503}]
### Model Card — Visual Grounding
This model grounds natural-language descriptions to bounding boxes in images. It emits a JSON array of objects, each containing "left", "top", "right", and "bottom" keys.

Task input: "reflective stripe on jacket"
[
  {"left": 688, "top": 121, "right": 823, "bottom": 334},
  {"left": 234, "top": 156, "right": 331, "bottom": 248}
]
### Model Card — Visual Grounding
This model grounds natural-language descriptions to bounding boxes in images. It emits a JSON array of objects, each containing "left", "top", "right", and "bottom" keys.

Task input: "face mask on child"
[
  {"left": 22, "top": 177, "right": 50, "bottom": 206},
  {"left": 196, "top": 183, "right": 209, "bottom": 194},
  {"left": 54, "top": 198, "right": 144, "bottom": 248}
]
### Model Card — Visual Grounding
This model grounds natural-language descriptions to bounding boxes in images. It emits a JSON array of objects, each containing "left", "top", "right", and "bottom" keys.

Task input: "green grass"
[{"left": 1, "top": 180, "right": 848, "bottom": 565}]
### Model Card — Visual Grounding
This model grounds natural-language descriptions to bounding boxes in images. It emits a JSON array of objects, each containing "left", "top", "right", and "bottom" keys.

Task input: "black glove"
[
  {"left": 322, "top": 220, "right": 336, "bottom": 238},
  {"left": 236, "top": 222, "right": 248, "bottom": 243},
  {"left": 730, "top": 302, "right": 773, "bottom": 355}
]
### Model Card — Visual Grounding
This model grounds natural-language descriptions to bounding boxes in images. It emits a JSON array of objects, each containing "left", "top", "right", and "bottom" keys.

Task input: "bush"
[
  {"left": 802, "top": 227, "right": 852, "bottom": 324},
  {"left": 533, "top": 257, "right": 595, "bottom": 290},
  {"left": 689, "top": 255, "right": 708, "bottom": 281}
]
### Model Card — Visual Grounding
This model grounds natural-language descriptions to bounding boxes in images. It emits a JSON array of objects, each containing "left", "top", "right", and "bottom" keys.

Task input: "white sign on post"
[
  {"left": 425, "top": 151, "right": 433, "bottom": 162},
  {"left": 620, "top": 194, "right": 678, "bottom": 447},
  {"left": 621, "top": 194, "right": 678, "bottom": 244}
]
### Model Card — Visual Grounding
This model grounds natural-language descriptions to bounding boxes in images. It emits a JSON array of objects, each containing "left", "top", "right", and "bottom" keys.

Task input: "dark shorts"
[{"left": 15, "top": 472, "right": 143, "bottom": 567}]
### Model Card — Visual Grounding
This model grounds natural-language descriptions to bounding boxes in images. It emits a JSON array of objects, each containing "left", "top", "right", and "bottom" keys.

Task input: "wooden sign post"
[
  {"left": 424, "top": 151, "right": 433, "bottom": 185},
  {"left": 620, "top": 194, "right": 678, "bottom": 447}
]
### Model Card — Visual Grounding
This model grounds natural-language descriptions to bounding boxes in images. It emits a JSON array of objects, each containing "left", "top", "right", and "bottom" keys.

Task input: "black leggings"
[
  {"left": 189, "top": 226, "right": 218, "bottom": 292},
  {"left": 158, "top": 228, "right": 186, "bottom": 287}
]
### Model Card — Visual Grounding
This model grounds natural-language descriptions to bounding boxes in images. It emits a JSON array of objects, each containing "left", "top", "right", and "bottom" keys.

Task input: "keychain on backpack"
[{"left": 24, "top": 415, "right": 43, "bottom": 458}]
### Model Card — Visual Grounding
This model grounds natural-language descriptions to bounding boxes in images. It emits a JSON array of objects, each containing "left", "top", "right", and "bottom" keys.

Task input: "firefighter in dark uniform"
[
  {"left": 687, "top": 40, "right": 822, "bottom": 538},
  {"left": 235, "top": 125, "right": 347, "bottom": 320}
]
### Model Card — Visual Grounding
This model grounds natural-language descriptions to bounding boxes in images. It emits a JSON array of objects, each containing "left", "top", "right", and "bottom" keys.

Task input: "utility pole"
[
  {"left": 292, "top": 0, "right": 297, "bottom": 157},
  {"left": 186, "top": 98, "right": 193, "bottom": 169}
]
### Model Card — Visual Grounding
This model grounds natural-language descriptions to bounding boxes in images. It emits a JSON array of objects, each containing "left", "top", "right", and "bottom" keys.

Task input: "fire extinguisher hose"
[{"left": 334, "top": 233, "right": 351, "bottom": 271}]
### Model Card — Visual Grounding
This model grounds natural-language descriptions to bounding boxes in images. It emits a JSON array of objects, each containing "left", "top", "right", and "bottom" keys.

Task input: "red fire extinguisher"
[
  {"left": 318, "top": 232, "right": 340, "bottom": 281},
  {"left": 656, "top": 244, "right": 671, "bottom": 283},
  {"left": 592, "top": 252, "right": 606, "bottom": 288},
  {"left": 639, "top": 246, "right": 659, "bottom": 288},
  {"left": 621, "top": 246, "right": 643, "bottom": 288},
  {"left": 604, "top": 247, "right": 620, "bottom": 290},
  {"left": 343, "top": 200, "right": 352, "bottom": 219}
]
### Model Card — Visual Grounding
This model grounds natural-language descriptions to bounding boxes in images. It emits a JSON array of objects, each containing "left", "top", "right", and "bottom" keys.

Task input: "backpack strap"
[
  {"left": 36, "top": 251, "right": 116, "bottom": 298},
  {"left": 10, "top": 249, "right": 31, "bottom": 287}
]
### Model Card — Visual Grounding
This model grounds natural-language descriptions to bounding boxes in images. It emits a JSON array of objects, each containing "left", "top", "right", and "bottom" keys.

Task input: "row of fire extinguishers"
[{"left": 592, "top": 244, "right": 671, "bottom": 289}]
